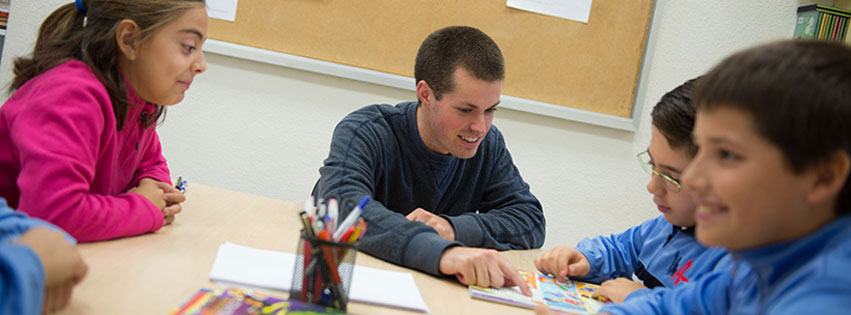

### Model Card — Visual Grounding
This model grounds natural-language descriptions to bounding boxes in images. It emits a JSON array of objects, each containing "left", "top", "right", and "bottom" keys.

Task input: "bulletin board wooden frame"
[{"left": 204, "top": 0, "right": 655, "bottom": 131}]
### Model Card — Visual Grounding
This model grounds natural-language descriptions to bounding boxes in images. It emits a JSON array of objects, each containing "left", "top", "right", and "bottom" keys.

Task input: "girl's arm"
[{"left": 9, "top": 76, "right": 165, "bottom": 242}]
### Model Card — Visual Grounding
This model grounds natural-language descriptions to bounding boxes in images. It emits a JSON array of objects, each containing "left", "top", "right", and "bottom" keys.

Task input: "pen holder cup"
[{"left": 290, "top": 230, "right": 358, "bottom": 311}]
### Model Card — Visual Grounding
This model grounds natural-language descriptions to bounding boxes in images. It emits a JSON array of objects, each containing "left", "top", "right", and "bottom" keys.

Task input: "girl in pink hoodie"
[{"left": 0, "top": 0, "right": 208, "bottom": 241}]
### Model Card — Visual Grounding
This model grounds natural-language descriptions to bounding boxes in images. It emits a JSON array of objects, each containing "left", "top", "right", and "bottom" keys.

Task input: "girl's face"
[
  {"left": 646, "top": 127, "right": 696, "bottom": 227},
  {"left": 122, "top": 6, "right": 208, "bottom": 105},
  {"left": 682, "top": 106, "right": 835, "bottom": 250}
]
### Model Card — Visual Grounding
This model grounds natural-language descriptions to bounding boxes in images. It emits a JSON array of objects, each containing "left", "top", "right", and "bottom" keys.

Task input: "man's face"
[{"left": 416, "top": 67, "right": 502, "bottom": 159}]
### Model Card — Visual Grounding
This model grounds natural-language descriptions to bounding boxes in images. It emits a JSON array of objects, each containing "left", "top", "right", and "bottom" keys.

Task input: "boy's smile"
[{"left": 683, "top": 106, "right": 836, "bottom": 250}]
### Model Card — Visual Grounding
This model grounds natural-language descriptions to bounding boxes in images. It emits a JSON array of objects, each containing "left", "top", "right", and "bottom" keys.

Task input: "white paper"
[
  {"left": 209, "top": 242, "right": 430, "bottom": 313},
  {"left": 206, "top": 0, "right": 239, "bottom": 22},
  {"left": 208, "top": 242, "right": 295, "bottom": 291},
  {"left": 506, "top": 0, "right": 593, "bottom": 23},
  {"left": 349, "top": 265, "right": 430, "bottom": 313}
]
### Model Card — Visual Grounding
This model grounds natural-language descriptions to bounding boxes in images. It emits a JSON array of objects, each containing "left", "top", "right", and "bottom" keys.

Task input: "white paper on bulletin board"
[
  {"left": 207, "top": 0, "right": 239, "bottom": 22},
  {"left": 506, "top": 0, "right": 593, "bottom": 23}
]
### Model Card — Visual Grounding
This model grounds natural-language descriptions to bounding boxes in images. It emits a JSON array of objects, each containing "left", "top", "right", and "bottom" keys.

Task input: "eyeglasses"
[{"left": 637, "top": 150, "right": 683, "bottom": 192}]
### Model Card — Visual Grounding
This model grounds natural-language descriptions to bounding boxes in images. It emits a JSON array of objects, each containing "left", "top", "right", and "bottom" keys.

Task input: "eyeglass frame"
[{"left": 636, "top": 150, "right": 683, "bottom": 192}]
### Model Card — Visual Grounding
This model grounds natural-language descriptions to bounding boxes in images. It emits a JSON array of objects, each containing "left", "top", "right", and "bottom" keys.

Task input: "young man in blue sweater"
[
  {"left": 0, "top": 198, "right": 88, "bottom": 314},
  {"left": 535, "top": 78, "right": 731, "bottom": 305},
  {"left": 584, "top": 40, "right": 851, "bottom": 314},
  {"left": 315, "top": 26, "right": 543, "bottom": 294}
]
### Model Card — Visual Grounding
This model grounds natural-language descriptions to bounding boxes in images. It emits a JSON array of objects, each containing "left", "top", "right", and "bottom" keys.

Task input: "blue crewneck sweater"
[
  {"left": 604, "top": 215, "right": 851, "bottom": 314},
  {"left": 315, "top": 101, "right": 545, "bottom": 275}
]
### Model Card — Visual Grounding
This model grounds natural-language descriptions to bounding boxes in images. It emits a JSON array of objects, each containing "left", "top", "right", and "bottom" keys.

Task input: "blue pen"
[
  {"left": 175, "top": 176, "right": 187, "bottom": 193},
  {"left": 333, "top": 195, "right": 370, "bottom": 241}
]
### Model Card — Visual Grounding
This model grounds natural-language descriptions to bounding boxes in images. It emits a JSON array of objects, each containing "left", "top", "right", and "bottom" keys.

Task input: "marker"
[
  {"left": 175, "top": 176, "right": 187, "bottom": 193},
  {"left": 298, "top": 211, "right": 315, "bottom": 237},
  {"left": 304, "top": 196, "right": 315, "bottom": 221},
  {"left": 327, "top": 198, "right": 339, "bottom": 234},
  {"left": 333, "top": 195, "right": 370, "bottom": 241}
]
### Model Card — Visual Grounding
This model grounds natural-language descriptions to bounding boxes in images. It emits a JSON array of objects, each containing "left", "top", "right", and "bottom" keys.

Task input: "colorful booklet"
[
  {"left": 170, "top": 287, "right": 344, "bottom": 315},
  {"left": 469, "top": 271, "right": 610, "bottom": 314}
]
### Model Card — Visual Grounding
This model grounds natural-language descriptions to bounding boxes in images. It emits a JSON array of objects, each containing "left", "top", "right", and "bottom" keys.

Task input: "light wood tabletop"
[{"left": 55, "top": 183, "right": 542, "bottom": 315}]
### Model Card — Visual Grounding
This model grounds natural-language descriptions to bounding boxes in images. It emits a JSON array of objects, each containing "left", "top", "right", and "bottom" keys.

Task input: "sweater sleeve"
[
  {"left": 316, "top": 119, "right": 461, "bottom": 276},
  {"left": 574, "top": 216, "right": 660, "bottom": 283},
  {"left": 8, "top": 80, "right": 164, "bottom": 242},
  {"left": 0, "top": 200, "right": 75, "bottom": 315},
  {"left": 601, "top": 270, "right": 732, "bottom": 315},
  {"left": 445, "top": 130, "right": 545, "bottom": 250},
  {"left": 130, "top": 128, "right": 171, "bottom": 187},
  {"left": 0, "top": 245, "right": 44, "bottom": 315}
]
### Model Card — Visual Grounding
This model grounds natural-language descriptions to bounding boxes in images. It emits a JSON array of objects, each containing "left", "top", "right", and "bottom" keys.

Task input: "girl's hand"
[
  {"left": 534, "top": 246, "right": 591, "bottom": 282},
  {"left": 128, "top": 178, "right": 166, "bottom": 210},
  {"left": 155, "top": 181, "right": 185, "bottom": 225}
]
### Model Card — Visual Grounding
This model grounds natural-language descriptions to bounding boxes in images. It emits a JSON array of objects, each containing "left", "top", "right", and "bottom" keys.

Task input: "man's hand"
[
  {"left": 439, "top": 247, "right": 531, "bottom": 296},
  {"left": 406, "top": 208, "right": 455, "bottom": 241},
  {"left": 534, "top": 246, "right": 591, "bottom": 282},
  {"left": 15, "top": 227, "right": 88, "bottom": 313},
  {"left": 595, "top": 277, "right": 647, "bottom": 303}
]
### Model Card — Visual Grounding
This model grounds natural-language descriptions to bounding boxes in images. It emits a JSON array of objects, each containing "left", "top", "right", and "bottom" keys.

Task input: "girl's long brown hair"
[{"left": 11, "top": 0, "right": 204, "bottom": 129}]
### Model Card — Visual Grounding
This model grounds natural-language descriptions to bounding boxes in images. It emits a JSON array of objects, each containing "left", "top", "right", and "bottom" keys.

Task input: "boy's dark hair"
[
  {"left": 414, "top": 26, "right": 504, "bottom": 101},
  {"left": 651, "top": 78, "right": 699, "bottom": 157},
  {"left": 11, "top": 0, "right": 205, "bottom": 130},
  {"left": 693, "top": 40, "right": 851, "bottom": 215}
]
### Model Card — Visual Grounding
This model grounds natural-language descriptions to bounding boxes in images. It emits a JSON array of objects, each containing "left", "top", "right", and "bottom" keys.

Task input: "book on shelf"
[
  {"left": 795, "top": 4, "right": 851, "bottom": 41},
  {"left": 469, "top": 271, "right": 611, "bottom": 314}
]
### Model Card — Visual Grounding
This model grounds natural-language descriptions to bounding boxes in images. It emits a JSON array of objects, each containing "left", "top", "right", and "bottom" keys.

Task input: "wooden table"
[{"left": 56, "top": 184, "right": 541, "bottom": 314}]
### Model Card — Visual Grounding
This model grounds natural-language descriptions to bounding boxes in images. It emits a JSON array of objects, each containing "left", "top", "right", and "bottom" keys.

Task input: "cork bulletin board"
[{"left": 207, "top": 0, "right": 654, "bottom": 120}]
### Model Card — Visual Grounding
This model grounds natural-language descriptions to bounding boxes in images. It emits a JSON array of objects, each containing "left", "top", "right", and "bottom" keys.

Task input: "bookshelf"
[
  {"left": 0, "top": 0, "right": 8, "bottom": 63},
  {"left": 797, "top": 0, "right": 851, "bottom": 44}
]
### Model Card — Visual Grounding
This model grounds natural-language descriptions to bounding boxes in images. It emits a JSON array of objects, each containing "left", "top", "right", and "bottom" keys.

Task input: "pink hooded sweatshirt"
[{"left": 0, "top": 59, "right": 171, "bottom": 242}]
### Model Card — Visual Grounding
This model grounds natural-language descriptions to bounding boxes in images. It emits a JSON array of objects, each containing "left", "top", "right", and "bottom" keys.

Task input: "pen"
[
  {"left": 174, "top": 176, "right": 187, "bottom": 193},
  {"left": 299, "top": 211, "right": 315, "bottom": 237},
  {"left": 333, "top": 195, "right": 370, "bottom": 241}
]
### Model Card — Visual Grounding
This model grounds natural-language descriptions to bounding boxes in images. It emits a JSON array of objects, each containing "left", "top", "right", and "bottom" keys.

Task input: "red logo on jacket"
[{"left": 671, "top": 258, "right": 693, "bottom": 285}]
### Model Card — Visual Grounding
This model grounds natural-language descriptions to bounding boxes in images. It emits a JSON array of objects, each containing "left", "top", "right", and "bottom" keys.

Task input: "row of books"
[
  {"left": 0, "top": 1, "right": 8, "bottom": 30},
  {"left": 794, "top": 4, "right": 850, "bottom": 42}
]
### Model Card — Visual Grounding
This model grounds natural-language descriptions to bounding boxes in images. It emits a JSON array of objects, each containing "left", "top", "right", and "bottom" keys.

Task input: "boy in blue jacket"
[
  {"left": 0, "top": 198, "right": 88, "bottom": 314},
  {"left": 535, "top": 78, "right": 730, "bottom": 304},
  {"left": 598, "top": 40, "right": 851, "bottom": 314}
]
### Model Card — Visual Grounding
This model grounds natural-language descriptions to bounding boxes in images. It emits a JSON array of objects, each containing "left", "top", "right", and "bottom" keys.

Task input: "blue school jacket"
[
  {"left": 0, "top": 198, "right": 75, "bottom": 315},
  {"left": 575, "top": 215, "right": 730, "bottom": 301},
  {"left": 604, "top": 215, "right": 851, "bottom": 314}
]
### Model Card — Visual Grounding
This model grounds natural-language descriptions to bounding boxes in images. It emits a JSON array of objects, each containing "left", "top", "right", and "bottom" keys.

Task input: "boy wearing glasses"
[
  {"left": 535, "top": 78, "right": 730, "bottom": 303},
  {"left": 598, "top": 40, "right": 851, "bottom": 314}
]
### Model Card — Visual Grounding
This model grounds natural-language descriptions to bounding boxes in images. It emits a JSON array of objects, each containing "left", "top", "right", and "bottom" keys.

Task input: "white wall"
[{"left": 0, "top": 1, "right": 797, "bottom": 248}]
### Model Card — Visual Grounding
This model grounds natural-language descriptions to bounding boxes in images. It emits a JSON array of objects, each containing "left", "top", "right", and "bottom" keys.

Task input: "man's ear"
[
  {"left": 115, "top": 19, "right": 142, "bottom": 60},
  {"left": 416, "top": 80, "right": 433, "bottom": 107},
  {"left": 806, "top": 150, "right": 851, "bottom": 206}
]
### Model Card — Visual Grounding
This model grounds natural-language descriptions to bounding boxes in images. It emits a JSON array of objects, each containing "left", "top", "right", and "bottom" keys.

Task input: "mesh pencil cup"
[{"left": 290, "top": 230, "right": 358, "bottom": 311}]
